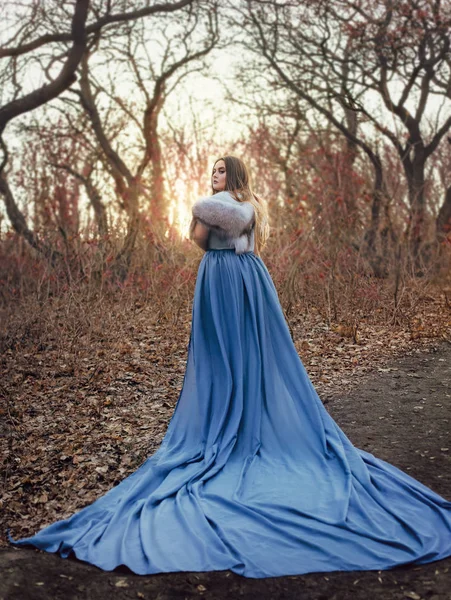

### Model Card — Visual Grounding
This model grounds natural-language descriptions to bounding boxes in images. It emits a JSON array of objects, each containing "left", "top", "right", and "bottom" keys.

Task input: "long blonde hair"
[{"left": 211, "top": 156, "right": 270, "bottom": 256}]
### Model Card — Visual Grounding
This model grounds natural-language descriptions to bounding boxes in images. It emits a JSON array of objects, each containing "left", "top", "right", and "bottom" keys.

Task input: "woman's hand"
[{"left": 189, "top": 218, "right": 210, "bottom": 251}]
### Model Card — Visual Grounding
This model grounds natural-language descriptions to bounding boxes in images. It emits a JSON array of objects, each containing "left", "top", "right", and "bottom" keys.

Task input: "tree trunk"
[
  {"left": 84, "top": 177, "right": 108, "bottom": 238},
  {"left": 111, "top": 183, "right": 141, "bottom": 281},
  {"left": 404, "top": 156, "right": 426, "bottom": 265},
  {"left": 342, "top": 103, "right": 359, "bottom": 226},
  {"left": 0, "top": 173, "right": 61, "bottom": 265},
  {"left": 361, "top": 153, "right": 395, "bottom": 277},
  {"left": 436, "top": 185, "right": 451, "bottom": 243},
  {"left": 149, "top": 127, "right": 166, "bottom": 233}
]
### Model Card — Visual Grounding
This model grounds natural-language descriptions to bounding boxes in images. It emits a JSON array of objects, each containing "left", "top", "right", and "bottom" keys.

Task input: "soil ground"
[{"left": 1, "top": 340, "right": 451, "bottom": 600}]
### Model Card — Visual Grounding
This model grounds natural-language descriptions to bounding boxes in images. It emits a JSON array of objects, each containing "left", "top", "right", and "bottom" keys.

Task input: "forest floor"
[{"left": 1, "top": 292, "right": 451, "bottom": 599}]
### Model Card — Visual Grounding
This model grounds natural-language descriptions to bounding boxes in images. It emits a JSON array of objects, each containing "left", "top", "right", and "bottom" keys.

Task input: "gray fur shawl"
[{"left": 189, "top": 191, "right": 255, "bottom": 254}]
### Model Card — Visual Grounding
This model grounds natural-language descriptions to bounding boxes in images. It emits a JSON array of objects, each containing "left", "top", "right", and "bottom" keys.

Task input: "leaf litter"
[{"left": 1, "top": 287, "right": 450, "bottom": 544}]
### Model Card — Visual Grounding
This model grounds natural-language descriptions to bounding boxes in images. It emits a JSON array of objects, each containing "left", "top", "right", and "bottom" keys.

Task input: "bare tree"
[
  {"left": 14, "top": 114, "right": 108, "bottom": 241},
  {"left": 162, "top": 96, "right": 220, "bottom": 219},
  {"left": 434, "top": 137, "right": 451, "bottom": 244},
  {"left": 0, "top": 0, "right": 194, "bottom": 267},
  {"left": 432, "top": 68, "right": 451, "bottom": 244},
  {"left": 0, "top": 0, "right": 90, "bottom": 262},
  {"left": 231, "top": 0, "right": 451, "bottom": 270},
  {"left": 69, "top": 5, "right": 219, "bottom": 277}
]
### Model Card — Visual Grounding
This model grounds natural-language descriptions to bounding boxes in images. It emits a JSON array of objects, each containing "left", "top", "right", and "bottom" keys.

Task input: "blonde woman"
[
  {"left": 9, "top": 156, "right": 451, "bottom": 578},
  {"left": 189, "top": 155, "right": 270, "bottom": 256}
]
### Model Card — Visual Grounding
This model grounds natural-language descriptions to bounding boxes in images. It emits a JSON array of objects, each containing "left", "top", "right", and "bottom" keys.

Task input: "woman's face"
[{"left": 212, "top": 160, "right": 226, "bottom": 192}]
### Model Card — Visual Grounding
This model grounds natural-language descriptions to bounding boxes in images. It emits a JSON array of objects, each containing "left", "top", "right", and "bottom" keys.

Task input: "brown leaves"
[
  {"left": 1, "top": 281, "right": 450, "bottom": 544},
  {"left": 330, "top": 322, "right": 360, "bottom": 343},
  {"left": 1, "top": 300, "right": 188, "bottom": 542}
]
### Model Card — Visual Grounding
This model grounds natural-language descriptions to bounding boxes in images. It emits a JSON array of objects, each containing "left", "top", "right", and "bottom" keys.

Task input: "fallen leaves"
[
  {"left": 404, "top": 592, "right": 422, "bottom": 600},
  {"left": 1, "top": 302, "right": 190, "bottom": 542},
  {"left": 1, "top": 282, "right": 450, "bottom": 546}
]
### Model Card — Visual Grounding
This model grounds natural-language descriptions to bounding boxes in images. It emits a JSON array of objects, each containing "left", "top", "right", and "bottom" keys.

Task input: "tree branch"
[
  {"left": 0, "top": 0, "right": 194, "bottom": 59},
  {"left": 0, "top": 0, "right": 90, "bottom": 139}
]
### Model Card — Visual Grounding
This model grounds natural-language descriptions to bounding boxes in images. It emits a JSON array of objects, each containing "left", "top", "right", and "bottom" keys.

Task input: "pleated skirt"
[{"left": 8, "top": 249, "right": 451, "bottom": 577}]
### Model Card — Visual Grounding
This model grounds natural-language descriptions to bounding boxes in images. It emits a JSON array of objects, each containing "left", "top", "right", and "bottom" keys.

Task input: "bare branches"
[
  {"left": 0, "top": 169, "right": 62, "bottom": 263},
  {"left": 49, "top": 161, "right": 108, "bottom": 237},
  {"left": 232, "top": 0, "right": 451, "bottom": 260},
  {"left": 0, "top": 0, "right": 212, "bottom": 275},
  {"left": 0, "top": 0, "right": 89, "bottom": 139},
  {"left": 73, "top": 1, "right": 219, "bottom": 199},
  {"left": 78, "top": 51, "right": 134, "bottom": 194},
  {"left": 0, "top": 0, "right": 195, "bottom": 59}
]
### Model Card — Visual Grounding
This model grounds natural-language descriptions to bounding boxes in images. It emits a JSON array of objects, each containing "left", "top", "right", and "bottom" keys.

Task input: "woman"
[{"left": 9, "top": 156, "right": 451, "bottom": 578}]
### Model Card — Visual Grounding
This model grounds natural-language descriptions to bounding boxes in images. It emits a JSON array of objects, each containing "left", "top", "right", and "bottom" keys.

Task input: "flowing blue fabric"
[{"left": 8, "top": 249, "right": 451, "bottom": 577}]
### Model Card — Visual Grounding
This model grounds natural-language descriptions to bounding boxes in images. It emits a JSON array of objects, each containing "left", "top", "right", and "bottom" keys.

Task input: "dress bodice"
[{"left": 208, "top": 227, "right": 255, "bottom": 252}]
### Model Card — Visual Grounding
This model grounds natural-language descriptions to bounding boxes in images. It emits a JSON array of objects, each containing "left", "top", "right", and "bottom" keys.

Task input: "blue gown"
[{"left": 8, "top": 245, "right": 451, "bottom": 578}]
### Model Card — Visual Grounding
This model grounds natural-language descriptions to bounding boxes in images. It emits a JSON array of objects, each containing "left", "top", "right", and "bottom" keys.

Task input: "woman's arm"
[
  {"left": 189, "top": 219, "right": 210, "bottom": 251},
  {"left": 192, "top": 192, "right": 254, "bottom": 239}
]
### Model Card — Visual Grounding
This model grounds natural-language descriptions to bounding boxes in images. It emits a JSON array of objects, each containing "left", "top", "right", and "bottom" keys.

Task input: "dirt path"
[{"left": 1, "top": 340, "right": 451, "bottom": 600}]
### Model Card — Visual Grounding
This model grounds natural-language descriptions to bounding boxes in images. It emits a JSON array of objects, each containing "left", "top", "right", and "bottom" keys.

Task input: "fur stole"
[{"left": 189, "top": 191, "right": 255, "bottom": 254}]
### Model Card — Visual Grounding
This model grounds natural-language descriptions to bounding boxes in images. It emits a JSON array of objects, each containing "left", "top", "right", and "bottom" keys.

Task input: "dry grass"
[{"left": 1, "top": 226, "right": 450, "bottom": 543}]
